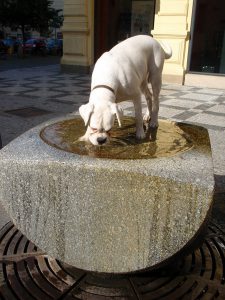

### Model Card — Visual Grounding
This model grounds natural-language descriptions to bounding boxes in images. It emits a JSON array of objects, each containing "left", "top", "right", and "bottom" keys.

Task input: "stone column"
[
  {"left": 61, "top": 0, "right": 94, "bottom": 73},
  {"left": 152, "top": 0, "right": 194, "bottom": 84}
]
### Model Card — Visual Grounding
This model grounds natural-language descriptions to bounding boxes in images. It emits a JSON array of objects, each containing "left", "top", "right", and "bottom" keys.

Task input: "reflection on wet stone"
[{"left": 40, "top": 117, "right": 193, "bottom": 159}]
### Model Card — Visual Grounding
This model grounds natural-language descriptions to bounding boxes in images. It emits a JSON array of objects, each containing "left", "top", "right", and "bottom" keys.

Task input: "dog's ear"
[
  {"left": 79, "top": 103, "right": 94, "bottom": 126},
  {"left": 111, "top": 103, "right": 123, "bottom": 127}
]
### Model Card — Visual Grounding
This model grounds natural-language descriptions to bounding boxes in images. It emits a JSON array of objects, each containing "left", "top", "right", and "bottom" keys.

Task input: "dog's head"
[{"left": 79, "top": 102, "right": 123, "bottom": 145}]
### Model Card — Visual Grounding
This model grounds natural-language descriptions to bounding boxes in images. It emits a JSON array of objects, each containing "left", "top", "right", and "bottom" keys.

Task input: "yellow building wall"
[
  {"left": 61, "top": 0, "right": 194, "bottom": 85},
  {"left": 61, "top": 0, "right": 94, "bottom": 72},
  {"left": 152, "top": 0, "right": 194, "bottom": 84}
]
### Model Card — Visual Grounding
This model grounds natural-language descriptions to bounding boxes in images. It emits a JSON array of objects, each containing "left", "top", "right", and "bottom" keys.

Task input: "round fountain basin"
[
  {"left": 0, "top": 116, "right": 214, "bottom": 273},
  {"left": 40, "top": 117, "right": 193, "bottom": 159}
]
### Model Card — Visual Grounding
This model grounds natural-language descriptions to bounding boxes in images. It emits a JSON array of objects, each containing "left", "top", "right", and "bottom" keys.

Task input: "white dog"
[{"left": 79, "top": 35, "right": 172, "bottom": 145}]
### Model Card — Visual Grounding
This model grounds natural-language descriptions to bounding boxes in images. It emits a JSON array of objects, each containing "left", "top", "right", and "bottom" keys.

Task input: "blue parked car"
[
  {"left": 3, "top": 37, "right": 14, "bottom": 47},
  {"left": 46, "top": 38, "right": 63, "bottom": 55}
]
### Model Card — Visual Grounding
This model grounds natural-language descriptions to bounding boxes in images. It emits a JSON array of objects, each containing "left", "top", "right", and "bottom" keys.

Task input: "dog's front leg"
[
  {"left": 78, "top": 127, "right": 91, "bottom": 142},
  {"left": 133, "top": 96, "right": 145, "bottom": 139}
]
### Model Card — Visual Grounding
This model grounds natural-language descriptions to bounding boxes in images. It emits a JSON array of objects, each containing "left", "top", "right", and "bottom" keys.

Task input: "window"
[{"left": 190, "top": 0, "right": 225, "bottom": 74}]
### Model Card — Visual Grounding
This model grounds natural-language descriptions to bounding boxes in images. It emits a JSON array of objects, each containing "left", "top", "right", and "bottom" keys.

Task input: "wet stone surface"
[{"left": 40, "top": 117, "right": 194, "bottom": 159}]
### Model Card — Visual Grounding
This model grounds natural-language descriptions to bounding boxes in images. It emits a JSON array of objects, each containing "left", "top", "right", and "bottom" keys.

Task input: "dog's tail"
[{"left": 159, "top": 41, "right": 172, "bottom": 59}]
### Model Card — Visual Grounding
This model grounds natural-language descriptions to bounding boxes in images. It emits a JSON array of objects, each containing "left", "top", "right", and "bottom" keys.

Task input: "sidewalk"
[{"left": 0, "top": 61, "right": 225, "bottom": 226}]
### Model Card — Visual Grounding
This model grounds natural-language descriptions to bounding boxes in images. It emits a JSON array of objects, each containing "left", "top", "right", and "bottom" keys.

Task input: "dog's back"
[
  {"left": 92, "top": 35, "right": 172, "bottom": 99},
  {"left": 110, "top": 35, "right": 171, "bottom": 76}
]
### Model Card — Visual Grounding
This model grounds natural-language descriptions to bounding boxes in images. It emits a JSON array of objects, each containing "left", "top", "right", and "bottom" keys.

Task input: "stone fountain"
[{"left": 0, "top": 115, "right": 214, "bottom": 274}]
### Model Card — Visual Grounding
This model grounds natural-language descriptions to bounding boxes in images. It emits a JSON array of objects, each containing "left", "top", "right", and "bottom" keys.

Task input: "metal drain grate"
[{"left": 0, "top": 221, "right": 225, "bottom": 299}]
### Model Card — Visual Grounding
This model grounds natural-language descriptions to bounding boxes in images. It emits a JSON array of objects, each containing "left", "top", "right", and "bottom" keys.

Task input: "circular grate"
[{"left": 0, "top": 221, "right": 225, "bottom": 299}]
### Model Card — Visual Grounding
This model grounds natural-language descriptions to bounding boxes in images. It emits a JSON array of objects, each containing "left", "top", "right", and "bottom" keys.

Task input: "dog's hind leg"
[
  {"left": 133, "top": 95, "right": 145, "bottom": 139},
  {"left": 149, "top": 74, "right": 161, "bottom": 128},
  {"left": 143, "top": 85, "right": 152, "bottom": 123}
]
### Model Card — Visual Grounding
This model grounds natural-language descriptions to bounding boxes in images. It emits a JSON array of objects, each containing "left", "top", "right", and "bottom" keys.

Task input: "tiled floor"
[{"left": 1, "top": 65, "right": 225, "bottom": 130}]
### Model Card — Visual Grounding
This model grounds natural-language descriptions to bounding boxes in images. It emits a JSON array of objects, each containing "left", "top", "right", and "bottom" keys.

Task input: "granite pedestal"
[{"left": 0, "top": 116, "right": 215, "bottom": 273}]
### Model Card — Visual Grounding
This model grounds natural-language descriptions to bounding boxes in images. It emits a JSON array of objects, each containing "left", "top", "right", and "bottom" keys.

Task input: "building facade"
[{"left": 61, "top": 0, "right": 225, "bottom": 88}]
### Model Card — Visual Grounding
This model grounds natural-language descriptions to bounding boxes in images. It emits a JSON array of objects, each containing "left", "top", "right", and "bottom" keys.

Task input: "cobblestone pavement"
[{"left": 0, "top": 62, "right": 225, "bottom": 226}]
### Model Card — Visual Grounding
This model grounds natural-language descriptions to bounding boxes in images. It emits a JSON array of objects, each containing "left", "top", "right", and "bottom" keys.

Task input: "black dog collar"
[{"left": 92, "top": 85, "right": 115, "bottom": 95}]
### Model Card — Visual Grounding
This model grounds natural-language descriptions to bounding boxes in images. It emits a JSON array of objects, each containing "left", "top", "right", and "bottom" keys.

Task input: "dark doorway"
[
  {"left": 94, "top": 0, "right": 155, "bottom": 61},
  {"left": 189, "top": 0, "right": 225, "bottom": 74}
]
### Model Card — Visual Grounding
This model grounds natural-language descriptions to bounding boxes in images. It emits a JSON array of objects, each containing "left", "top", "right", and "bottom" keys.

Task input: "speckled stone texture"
[{"left": 0, "top": 116, "right": 215, "bottom": 273}]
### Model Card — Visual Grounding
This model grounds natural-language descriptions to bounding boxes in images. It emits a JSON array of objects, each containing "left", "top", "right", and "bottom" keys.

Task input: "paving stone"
[
  {"left": 0, "top": 86, "right": 33, "bottom": 93},
  {"left": 159, "top": 106, "right": 183, "bottom": 118},
  {"left": 196, "top": 88, "right": 224, "bottom": 95},
  {"left": 181, "top": 93, "right": 219, "bottom": 101},
  {"left": 194, "top": 103, "right": 215, "bottom": 110},
  {"left": 187, "top": 112, "right": 225, "bottom": 128},
  {"left": 173, "top": 110, "right": 198, "bottom": 121},
  {"left": 162, "top": 98, "right": 202, "bottom": 109},
  {"left": 207, "top": 104, "right": 225, "bottom": 114},
  {"left": 163, "top": 84, "right": 194, "bottom": 91},
  {"left": 23, "top": 90, "right": 63, "bottom": 98}
]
